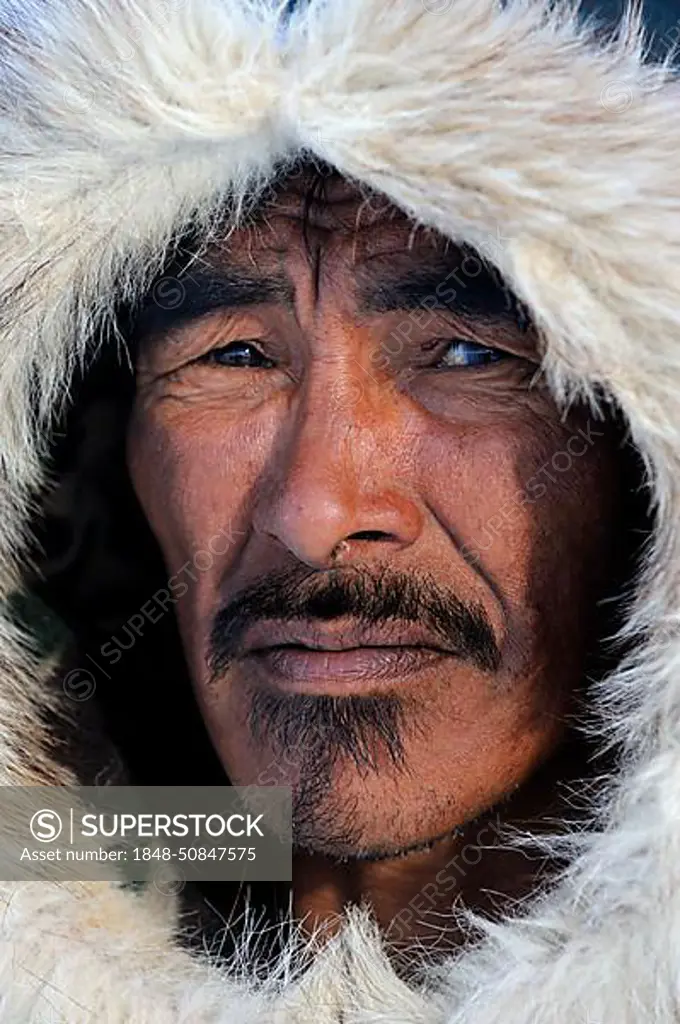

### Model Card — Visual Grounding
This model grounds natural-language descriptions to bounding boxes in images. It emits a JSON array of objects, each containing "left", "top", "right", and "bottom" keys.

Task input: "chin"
[{"left": 286, "top": 761, "right": 469, "bottom": 862}]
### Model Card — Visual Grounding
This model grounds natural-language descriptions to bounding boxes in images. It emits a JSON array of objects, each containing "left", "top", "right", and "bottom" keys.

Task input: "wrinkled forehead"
[
  {"left": 248, "top": 164, "right": 409, "bottom": 232},
  {"left": 130, "top": 164, "right": 530, "bottom": 343},
  {"left": 210, "top": 164, "right": 450, "bottom": 270}
]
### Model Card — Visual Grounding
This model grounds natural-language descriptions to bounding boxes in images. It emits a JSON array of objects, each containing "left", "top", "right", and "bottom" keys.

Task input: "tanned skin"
[{"left": 127, "top": 167, "right": 623, "bottom": 957}]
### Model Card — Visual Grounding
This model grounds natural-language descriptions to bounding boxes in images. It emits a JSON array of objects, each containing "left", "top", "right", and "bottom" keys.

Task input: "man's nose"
[{"left": 251, "top": 373, "right": 423, "bottom": 568}]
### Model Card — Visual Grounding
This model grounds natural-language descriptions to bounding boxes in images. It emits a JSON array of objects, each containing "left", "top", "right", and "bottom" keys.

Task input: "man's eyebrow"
[
  {"left": 132, "top": 267, "right": 295, "bottom": 342},
  {"left": 357, "top": 259, "right": 529, "bottom": 327}
]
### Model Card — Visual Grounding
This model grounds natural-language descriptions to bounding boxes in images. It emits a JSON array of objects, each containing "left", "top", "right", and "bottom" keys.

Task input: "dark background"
[{"left": 581, "top": 0, "right": 680, "bottom": 57}]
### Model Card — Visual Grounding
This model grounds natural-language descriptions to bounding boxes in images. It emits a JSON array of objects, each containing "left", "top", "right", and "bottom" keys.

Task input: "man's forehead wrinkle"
[{"left": 257, "top": 184, "right": 408, "bottom": 240}]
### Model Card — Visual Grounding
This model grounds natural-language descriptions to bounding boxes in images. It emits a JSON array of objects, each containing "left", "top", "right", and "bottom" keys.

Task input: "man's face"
[{"left": 127, "top": 170, "right": 620, "bottom": 859}]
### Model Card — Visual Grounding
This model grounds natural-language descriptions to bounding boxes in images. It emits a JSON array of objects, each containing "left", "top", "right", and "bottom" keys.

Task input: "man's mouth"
[{"left": 239, "top": 622, "right": 458, "bottom": 694}]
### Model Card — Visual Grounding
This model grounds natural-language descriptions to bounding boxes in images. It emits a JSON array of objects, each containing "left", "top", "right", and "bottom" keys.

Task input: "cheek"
[
  {"left": 125, "top": 401, "right": 264, "bottom": 620},
  {"left": 417, "top": 413, "right": 549, "bottom": 587},
  {"left": 126, "top": 398, "right": 277, "bottom": 685},
  {"left": 417, "top": 398, "right": 618, "bottom": 662},
  {"left": 127, "top": 404, "right": 208, "bottom": 567}
]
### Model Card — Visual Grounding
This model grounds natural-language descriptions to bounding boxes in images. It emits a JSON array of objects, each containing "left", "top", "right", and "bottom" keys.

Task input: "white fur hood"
[{"left": 1, "top": 0, "right": 680, "bottom": 1020}]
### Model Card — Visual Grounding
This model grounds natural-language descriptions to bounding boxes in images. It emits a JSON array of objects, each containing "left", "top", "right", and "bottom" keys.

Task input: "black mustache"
[{"left": 208, "top": 563, "right": 500, "bottom": 679}]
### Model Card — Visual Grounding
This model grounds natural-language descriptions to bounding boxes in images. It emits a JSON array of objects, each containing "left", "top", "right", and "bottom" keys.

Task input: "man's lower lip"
[{"left": 244, "top": 646, "right": 451, "bottom": 692}]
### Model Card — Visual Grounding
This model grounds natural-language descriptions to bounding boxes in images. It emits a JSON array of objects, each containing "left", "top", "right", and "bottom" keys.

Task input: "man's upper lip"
[{"left": 241, "top": 621, "right": 453, "bottom": 654}]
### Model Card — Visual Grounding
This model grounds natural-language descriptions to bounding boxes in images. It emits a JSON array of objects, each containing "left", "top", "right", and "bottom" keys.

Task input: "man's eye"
[
  {"left": 436, "top": 339, "right": 507, "bottom": 368},
  {"left": 198, "top": 341, "right": 275, "bottom": 368}
]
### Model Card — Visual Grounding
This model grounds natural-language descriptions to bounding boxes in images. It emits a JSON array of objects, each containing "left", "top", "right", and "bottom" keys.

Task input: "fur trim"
[{"left": 0, "top": 0, "right": 680, "bottom": 1019}]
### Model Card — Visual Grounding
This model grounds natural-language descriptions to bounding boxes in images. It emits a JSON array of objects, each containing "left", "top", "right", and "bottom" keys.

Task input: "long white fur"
[{"left": 0, "top": 0, "right": 679, "bottom": 1019}]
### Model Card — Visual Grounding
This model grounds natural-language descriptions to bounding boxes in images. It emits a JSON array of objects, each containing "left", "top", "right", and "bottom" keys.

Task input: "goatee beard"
[
  {"left": 245, "top": 683, "right": 421, "bottom": 857},
  {"left": 207, "top": 562, "right": 499, "bottom": 856}
]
